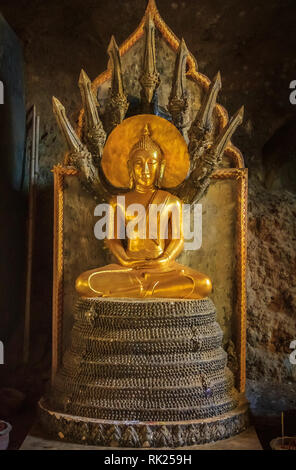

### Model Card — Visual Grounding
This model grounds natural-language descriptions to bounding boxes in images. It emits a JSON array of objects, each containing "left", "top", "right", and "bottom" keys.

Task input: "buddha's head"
[{"left": 128, "top": 124, "right": 166, "bottom": 190}]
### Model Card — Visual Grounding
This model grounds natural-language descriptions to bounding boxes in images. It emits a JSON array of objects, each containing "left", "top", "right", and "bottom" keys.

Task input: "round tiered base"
[
  {"left": 39, "top": 396, "right": 249, "bottom": 447},
  {"left": 40, "top": 297, "right": 249, "bottom": 447}
]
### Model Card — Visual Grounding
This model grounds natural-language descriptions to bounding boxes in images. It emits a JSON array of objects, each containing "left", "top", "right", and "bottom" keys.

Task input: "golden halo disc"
[{"left": 101, "top": 114, "right": 190, "bottom": 188}]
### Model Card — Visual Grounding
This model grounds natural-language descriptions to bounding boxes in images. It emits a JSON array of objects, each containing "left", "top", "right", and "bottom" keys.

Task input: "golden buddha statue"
[{"left": 76, "top": 118, "right": 212, "bottom": 299}]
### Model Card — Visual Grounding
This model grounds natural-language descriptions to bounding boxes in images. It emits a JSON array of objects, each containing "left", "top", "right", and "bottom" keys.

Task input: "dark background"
[{"left": 0, "top": 0, "right": 295, "bottom": 448}]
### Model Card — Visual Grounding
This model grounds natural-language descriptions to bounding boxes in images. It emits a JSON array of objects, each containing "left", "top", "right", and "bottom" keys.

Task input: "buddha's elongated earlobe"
[
  {"left": 157, "top": 159, "right": 166, "bottom": 187},
  {"left": 127, "top": 160, "right": 134, "bottom": 189}
]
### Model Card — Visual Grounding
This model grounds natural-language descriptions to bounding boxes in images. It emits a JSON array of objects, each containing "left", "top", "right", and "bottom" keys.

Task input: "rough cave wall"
[
  {"left": 0, "top": 14, "right": 26, "bottom": 346},
  {"left": 0, "top": 0, "right": 295, "bottom": 414}
]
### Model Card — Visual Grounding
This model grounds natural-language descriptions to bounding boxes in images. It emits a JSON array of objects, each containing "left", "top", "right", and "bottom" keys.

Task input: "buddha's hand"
[
  {"left": 118, "top": 258, "right": 144, "bottom": 268},
  {"left": 133, "top": 254, "right": 171, "bottom": 271}
]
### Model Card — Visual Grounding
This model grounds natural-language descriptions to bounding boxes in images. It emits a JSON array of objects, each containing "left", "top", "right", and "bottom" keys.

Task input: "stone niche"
[{"left": 36, "top": 1, "right": 252, "bottom": 449}]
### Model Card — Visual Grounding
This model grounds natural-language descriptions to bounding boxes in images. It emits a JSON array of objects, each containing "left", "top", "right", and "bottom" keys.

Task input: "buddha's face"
[{"left": 129, "top": 148, "right": 161, "bottom": 188}]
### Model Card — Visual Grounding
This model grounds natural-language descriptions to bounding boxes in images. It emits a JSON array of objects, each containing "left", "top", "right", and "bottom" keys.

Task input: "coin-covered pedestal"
[{"left": 39, "top": 298, "right": 249, "bottom": 447}]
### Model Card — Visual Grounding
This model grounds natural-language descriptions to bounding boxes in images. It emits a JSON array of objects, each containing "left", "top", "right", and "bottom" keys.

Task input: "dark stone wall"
[{"left": 0, "top": 0, "right": 295, "bottom": 414}]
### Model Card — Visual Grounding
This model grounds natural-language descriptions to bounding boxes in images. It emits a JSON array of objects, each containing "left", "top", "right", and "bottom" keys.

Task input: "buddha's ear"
[
  {"left": 127, "top": 160, "right": 134, "bottom": 189},
  {"left": 157, "top": 159, "right": 166, "bottom": 187}
]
